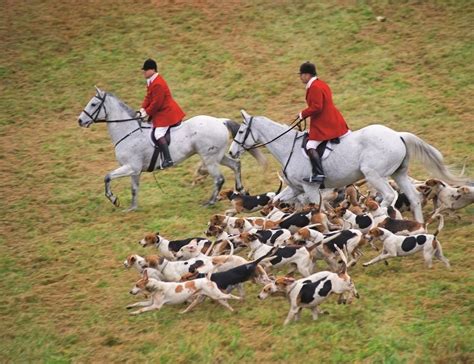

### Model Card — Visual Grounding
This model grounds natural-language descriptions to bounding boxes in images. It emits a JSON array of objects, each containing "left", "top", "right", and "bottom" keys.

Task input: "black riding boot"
[
  {"left": 303, "top": 148, "right": 325, "bottom": 183},
  {"left": 156, "top": 137, "right": 174, "bottom": 169}
]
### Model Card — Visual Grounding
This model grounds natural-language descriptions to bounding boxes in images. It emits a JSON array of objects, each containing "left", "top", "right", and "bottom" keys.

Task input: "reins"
[
  {"left": 233, "top": 115, "right": 305, "bottom": 178},
  {"left": 233, "top": 116, "right": 302, "bottom": 151}
]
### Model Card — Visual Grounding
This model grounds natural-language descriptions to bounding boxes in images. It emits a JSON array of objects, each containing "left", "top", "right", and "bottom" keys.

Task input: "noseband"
[{"left": 82, "top": 93, "right": 108, "bottom": 123}]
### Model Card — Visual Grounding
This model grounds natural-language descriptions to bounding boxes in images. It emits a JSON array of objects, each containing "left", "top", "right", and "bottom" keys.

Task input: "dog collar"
[
  {"left": 155, "top": 234, "right": 162, "bottom": 248},
  {"left": 158, "top": 259, "right": 169, "bottom": 274}
]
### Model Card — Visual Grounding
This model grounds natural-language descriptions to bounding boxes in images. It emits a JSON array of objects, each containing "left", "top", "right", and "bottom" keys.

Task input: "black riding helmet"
[
  {"left": 142, "top": 58, "right": 158, "bottom": 71},
  {"left": 299, "top": 61, "right": 317, "bottom": 76}
]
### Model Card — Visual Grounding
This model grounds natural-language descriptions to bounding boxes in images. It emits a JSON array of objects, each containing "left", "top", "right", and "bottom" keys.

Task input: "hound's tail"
[
  {"left": 225, "top": 119, "right": 267, "bottom": 168},
  {"left": 399, "top": 132, "right": 468, "bottom": 185},
  {"left": 275, "top": 173, "right": 284, "bottom": 194},
  {"left": 426, "top": 213, "right": 445, "bottom": 237}
]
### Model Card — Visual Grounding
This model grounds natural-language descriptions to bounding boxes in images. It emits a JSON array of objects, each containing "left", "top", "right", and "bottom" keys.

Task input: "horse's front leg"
[
  {"left": 127, "top": 173, "right": 141, "bottom": 211},
  {"left": 204, "top": 163, "right": 225, "bottom": 205},
  {"left": 104, "top": 164, "right": 136, "bottom": 209},
  {"left": 219, "top": 155, "right": 245, "bottom": 193}
]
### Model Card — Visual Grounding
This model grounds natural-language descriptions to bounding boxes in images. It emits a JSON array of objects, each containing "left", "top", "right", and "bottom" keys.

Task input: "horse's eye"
[
  {"left": 238, "top": 130, "right": 244, "bottom": 134},
  {"left": 91, "top": 103, "right": 97, "bottom": 107}
]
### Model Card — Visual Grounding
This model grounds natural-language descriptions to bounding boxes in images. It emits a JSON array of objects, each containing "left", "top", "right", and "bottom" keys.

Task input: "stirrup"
[{"left": 303, "top": 174, "right": 325, "bottom": 183}]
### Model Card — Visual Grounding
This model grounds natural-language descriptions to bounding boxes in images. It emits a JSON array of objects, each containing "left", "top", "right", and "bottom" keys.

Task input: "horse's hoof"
[
  {"left": 111, "top": 197, "right": 120, "bottom": 207},
  {"left": 123, "top": 206, "right": 137, "bottom": 213},
  {"left": 203, "top": 201, "right": 216, "bottom": 207}
]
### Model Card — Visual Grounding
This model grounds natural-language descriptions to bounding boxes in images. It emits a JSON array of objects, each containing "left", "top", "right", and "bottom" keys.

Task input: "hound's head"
[
  {"left": 139, "top": 232, "right": 159, "bottom": 247},
  {"left": 238, "top": 231, "right": 259, "bottom": 245},
  {"left": 218, "top": 189, "right": 237, "bottom": 201},
  {"left": 292, "top": 227, "right": 311, "bottom": 244},
  {"left": 456, "top": 186, "right": 472, "bottom": 195},
  {"left": 424, "top": 178, "right": 446, "bottom": 189},
  {"left": 337, "top": 272, "right": 359, "bottom": 302},
  {"left": 175, "top": 240, "right": 200, "bottom": 260},
  {"left": 365, "top": 199, "right": 380, "bottom": 211},
  {"left": 130, "top": 270, "right": 149, "bottom": 295},
  {"left": 257, "top": 276, "right": 295, "bottom": 300},
  {"left": 332, "top": 206, "right": 347, "bottom": 218},
  {"left": 334, "top": 246, "right": 359, "bottom": 301},
  {"left": 123, "top": 254, "right": 146, "bottom": 271},
  {"left": 366, "top": 227, "right": 384, "bottom": 242},
  {"left": 260, "top": 202, "right": 275, "bottom": 216},
  {"left": 233, "top": 218, "right": 247, "bottom": 231},
  {"left": 209, "top": 214, "right": 226, "bottom": 227},
  {"left": 205, "top": 224, "right": 224, "bottom": 237}
]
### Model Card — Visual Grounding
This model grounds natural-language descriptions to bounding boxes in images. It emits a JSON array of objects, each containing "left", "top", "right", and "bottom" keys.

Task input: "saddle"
[
  {"left": 301, "top": 132, "right": 340, "bottom": 159},
  {"left": 147, "top": 122, "right": 182, "bottom": 172}
]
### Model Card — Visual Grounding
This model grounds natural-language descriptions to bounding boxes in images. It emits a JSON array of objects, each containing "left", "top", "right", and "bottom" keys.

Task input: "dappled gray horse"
[
  {"left": 78, "top": 89, "right": 265, "bottom": 210},
  {"left": 229, "top": 110, "right": 463, "bottom": 222}
]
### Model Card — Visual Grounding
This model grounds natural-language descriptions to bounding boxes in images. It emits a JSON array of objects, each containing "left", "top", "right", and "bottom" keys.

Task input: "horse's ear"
[
  {"left": 94, "top": 85, "right": 102, "bottom": 95},
  {"left": 240, "top": 109, "right": 251, "bottom": 124}
]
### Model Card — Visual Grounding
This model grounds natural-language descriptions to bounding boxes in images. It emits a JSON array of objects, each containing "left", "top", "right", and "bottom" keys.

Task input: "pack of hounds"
[{"left": 123, "top": 177, "right": 473, "bottom": 325}]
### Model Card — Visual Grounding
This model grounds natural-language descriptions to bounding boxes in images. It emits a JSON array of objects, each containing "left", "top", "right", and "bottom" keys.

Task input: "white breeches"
[{"left": 149, "top": 127, "right": 169, "bottom": 146}]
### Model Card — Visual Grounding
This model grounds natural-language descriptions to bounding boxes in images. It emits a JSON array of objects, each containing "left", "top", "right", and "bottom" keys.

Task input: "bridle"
[
  {"left": 82, "top": 92, "right": 151, "bottom": 147},
  {"left": 232, "top": 115, "right": 304, "bottom": 178},
  {"left": 82, "top": 92, "right": 145, "bottom": 124},
  {"left": 233, "top": 116, "right": 302, "bottom": 151}
]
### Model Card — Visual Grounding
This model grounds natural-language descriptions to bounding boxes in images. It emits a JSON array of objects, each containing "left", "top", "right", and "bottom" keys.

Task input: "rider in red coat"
[
  {"left": 297, "top": 61, "right": 350, "bottom": 183},
  {"left": 138, "top": 59, "right": 185, "bottom": 168}
]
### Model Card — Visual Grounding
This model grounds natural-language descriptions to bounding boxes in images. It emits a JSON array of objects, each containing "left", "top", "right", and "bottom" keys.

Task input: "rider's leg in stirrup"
[
  {"left": 156, "top": 136, "right": 173, "bottom": 168},
  {"left": 303, "top": 147, "right": 325, "bottom": 183}
]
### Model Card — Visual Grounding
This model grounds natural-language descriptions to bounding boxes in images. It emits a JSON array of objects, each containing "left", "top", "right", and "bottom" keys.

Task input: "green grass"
[{"left": 1, "top": 0, "right": 473, "bottom": 362}]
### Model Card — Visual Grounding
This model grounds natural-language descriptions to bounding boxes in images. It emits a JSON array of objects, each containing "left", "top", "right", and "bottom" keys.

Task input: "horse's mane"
[{"left": 106, "top": 92, "right": 136, "bottom": 117}]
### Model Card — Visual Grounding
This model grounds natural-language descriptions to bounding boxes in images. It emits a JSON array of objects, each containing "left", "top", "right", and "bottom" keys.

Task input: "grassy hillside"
[{"left": 1, "top": 0, "right": 473, "bottom": 362}]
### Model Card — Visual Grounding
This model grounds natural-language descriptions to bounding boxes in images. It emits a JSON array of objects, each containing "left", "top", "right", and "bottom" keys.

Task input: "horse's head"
[
  {"left": 228, "top": 109, "right": 259, "bottom": 159},
  {"left": 78, "top": 86, "right": 107, "bottom": 128}
]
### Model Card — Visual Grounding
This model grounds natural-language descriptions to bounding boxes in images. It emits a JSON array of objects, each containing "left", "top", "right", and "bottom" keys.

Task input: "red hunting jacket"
[
  {"left": 142, "top": 74, "right": 185, "bottom": 127},
  {"left": 301, "top": 78, "right": 349, "bottom": 141}
]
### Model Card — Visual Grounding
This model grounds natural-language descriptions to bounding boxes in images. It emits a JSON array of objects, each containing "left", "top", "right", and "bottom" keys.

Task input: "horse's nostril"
[{"left": 78, "top": 118, "right": 82, "bottom": 125}]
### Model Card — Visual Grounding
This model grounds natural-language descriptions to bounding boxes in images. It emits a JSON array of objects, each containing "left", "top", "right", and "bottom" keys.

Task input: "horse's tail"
[
  {"left": 399, "top": 132, "right": 468, "bottom": 185},
  {"left": 224, "top": 119, "right": 267, "bottom": 168}
]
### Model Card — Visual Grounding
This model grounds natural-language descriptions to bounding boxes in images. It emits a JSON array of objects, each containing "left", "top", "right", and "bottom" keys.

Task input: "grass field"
[{"left": 1, "top": 0, "right": 473, "bottom": 362}]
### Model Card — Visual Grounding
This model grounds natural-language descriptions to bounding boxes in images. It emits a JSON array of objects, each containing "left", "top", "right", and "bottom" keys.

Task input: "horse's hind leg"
[
  {"left": 204, "top": 162, "right": 225, "bottom": 205},
  {"left": 219, "top": 155, "right": 245, "bottom": 192},
  {"left": 392, "top": 166, "right": 423, "bottom": 222},
  {"left": 104, "top": 164, "right": 136, "bottom": 209},
  {"left": 360, "top": 166, "right": 396, "bottom": 208}
]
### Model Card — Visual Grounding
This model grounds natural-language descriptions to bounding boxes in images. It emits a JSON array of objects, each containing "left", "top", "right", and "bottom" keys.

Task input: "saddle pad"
[{"left": 301, "top": 131, "right": 351, "bottom": 160}]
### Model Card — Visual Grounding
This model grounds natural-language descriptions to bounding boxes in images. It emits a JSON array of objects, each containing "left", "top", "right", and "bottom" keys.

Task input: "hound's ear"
[
  {"left": 155, "top": 231, "right": 160, "bottom": 236},
  {"left": 130, "top": 255, "right": 136, "bottom": 263},
  {"left": 240, "top": 109, "right": 251, "bottom": 124}
]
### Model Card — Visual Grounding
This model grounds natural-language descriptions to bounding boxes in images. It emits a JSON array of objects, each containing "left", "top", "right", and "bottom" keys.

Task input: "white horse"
[
  {"left": 229, "top": 110, "right": 464, "bottom": 222},
  {"left": 77, "top": 89, "right": 265, "bottom": 210}
]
